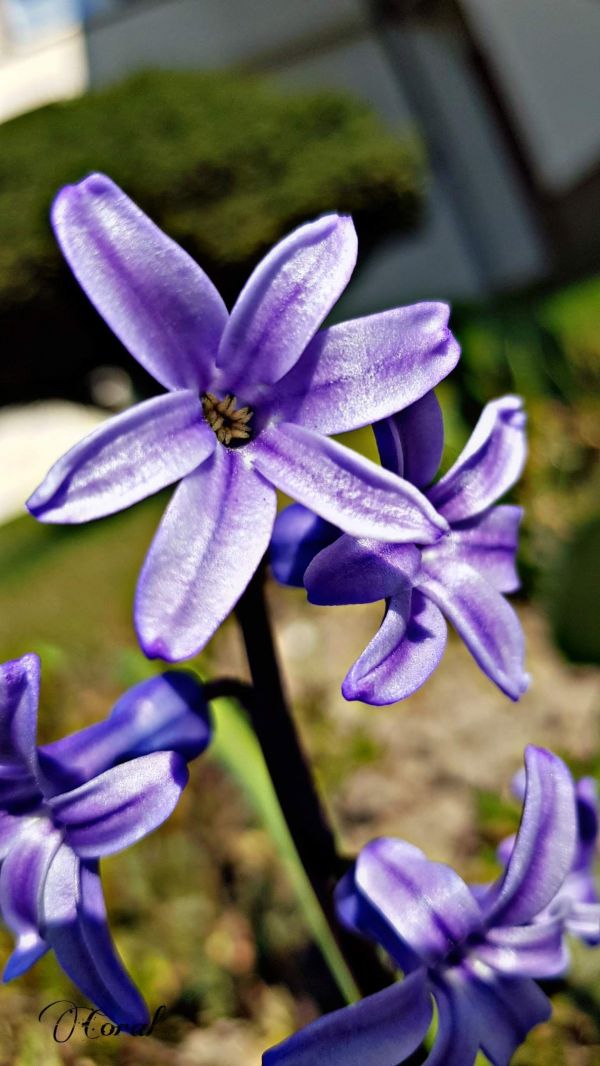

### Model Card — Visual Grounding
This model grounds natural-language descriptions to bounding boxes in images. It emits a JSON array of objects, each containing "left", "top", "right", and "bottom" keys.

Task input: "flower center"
[{"left": 201, "top": 393, "right": 253, "bottom": 447}]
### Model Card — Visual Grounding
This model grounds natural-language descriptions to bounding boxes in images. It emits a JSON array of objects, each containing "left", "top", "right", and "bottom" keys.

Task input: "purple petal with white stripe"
[
  {"left": 473, "top": 916, "right": 569, "bottom": 978},
  {"left": 374, "top": 390, "right": 444, "bottom": 487},
  {"left": 305, "top": 536, "right": 420, "bottom": 606},
  {"left": 1, "top": 819, "right": 59, "bottom": 980},
  {"left": 483, "top": 746, "right": 577, "bottom": 927},
  {"left": 249, "top": 422, "right": 448, "bottom": 544},
  {"left": 462, "top": 969, "right": 551, "bottom": 1066},
  {"left": 264, "top": 303, "right": 458, "bottom": 435},
  {"left": 262, "top": 969, "right": 432, "bottom": 1066},
  {"left": 426, "top": 506, "right": 522, "bottom": 593},
  {"left": 218, "top": 215, "right": 357, "bottom": 392},
  {"left": 38, "top": 671, "right": 211, "bottom": 796},
  {"left": 42, "top": 844, "right": 149, "bottom": 1027},
  {"left": 427, "top": 396, "right": 526, "bottom": 522},
  {"left": 51, "top": 173, "right": 227, "bottom": 391},
  {"left": 269, "top": 503, "right": 339, "bottom": 588},
  {"left": 342, "top": 591, "right": 447, "bottom": 705},
  {"left": 136, "top": 448, "right": 277, "bottom": 661},
  {"left": 49, "top": 751, "right": 188, "bottom": 858},
  {"left": 419, "top": 558, "right": 528, "bottom": 700},
  {"left": 27, "top": 391, "right": 215, "bottom": 525},
  {"left": 355, "top": 838, "right": 481, "bottom": 967}
]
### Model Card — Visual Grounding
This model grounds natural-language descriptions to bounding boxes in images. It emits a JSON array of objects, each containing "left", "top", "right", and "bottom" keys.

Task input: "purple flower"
[
  {"left": 27, "top": 175, "right": 459, "bottom": 661},
  {"left": 272, "top": 392, "right": 528, "bottom": 702},
  {"left": 0, "top": 654, "right": 211, "bottom": 1026},
  {"left": 498, "top": 770, "right": 599, "bottom": 946},
  {"left": 263, "top": 747, "right": 578, "bottom": 1066}
]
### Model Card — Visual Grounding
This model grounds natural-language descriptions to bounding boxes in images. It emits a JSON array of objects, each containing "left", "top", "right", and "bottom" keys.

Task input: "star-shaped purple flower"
[
  {"left": 271, "top": 391, "right": 528, "bottom": 701},
  {"left": 0, "top": 654, "right": 211, "bottom": 1026},
  {"left": 27, "top": 174, "right": 459, "bottom": 661},
  {"left": 498, "top": 770, "right": 599, "bottom": 946},
  {"left": 263, "top": 746, "right": 577, "bottom": 1066}
]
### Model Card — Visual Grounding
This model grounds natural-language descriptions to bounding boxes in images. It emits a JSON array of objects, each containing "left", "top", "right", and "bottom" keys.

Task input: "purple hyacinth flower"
[
  {"left": 263, "top": 746, "right": 578, "bottom": 1066},
  {"left": 0, "top": 654, "right": 211, "bottom": 1026},
  {"left": 27, "top": 175, "right": 459, "bottom": 661},
  {"left": 272, "top": 391, "right": 528, "bottom": 702},
  {"left": 498, "top": 770, "right": 600, "bottom": 946}
]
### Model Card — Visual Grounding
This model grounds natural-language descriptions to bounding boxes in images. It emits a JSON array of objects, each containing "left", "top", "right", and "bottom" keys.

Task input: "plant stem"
[{"left": 234, "top": 562, "right": 391, "bottom": 999}]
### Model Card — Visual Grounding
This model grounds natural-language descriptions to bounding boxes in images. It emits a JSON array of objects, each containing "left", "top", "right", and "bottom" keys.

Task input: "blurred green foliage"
[
  {"left": 0, "top": 69, "right": 423, "bottom": 403},
  {"left": 453, "top": 276, "right": 600, "bottom": 665}
]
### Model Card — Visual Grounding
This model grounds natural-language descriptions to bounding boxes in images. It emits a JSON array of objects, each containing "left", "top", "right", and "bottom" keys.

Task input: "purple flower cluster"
[
  {"left": 28, "top": 174, "right": 458, "bottom": 663},
  {"left": 0, "top": 654, "right": 211, "bottom": 1026},
  {"left": 271, "top": 391, "right": 528, "bottom": 702},
  {"left": 264, "top": 747, "right": 598, "bottom": 1066}
]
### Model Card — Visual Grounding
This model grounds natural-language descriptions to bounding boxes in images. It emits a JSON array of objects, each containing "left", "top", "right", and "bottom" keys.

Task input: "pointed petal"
[
  {"left": 270, "top": 503, "right": 339, "bottom": 588},
  {"left": 0, "top": 653, "right": 41, "bottom": 802},
  {"left": 265, "top": 304, "right": 459, "bottom": 434},
  {"left": 427, "top": 397, "right": 526, "bottom": 522},
  {"left": 38, "top": 672, "right": 211, "bottom": 796},
  {"left": 342, "top": 591, "right": 447, "bottom": 705},
  {"left": 249, "top": 423, "right": 448, "bottom": 544},
  {"left": 27, "top": 392, "right": 215, "bottom": 524},
  {"left": 136, "top": 448, "right": 276, "bottom": 661},
  {"left": 52, "top": 174, "right": 227, "bottom": 391},
  {"left": 484, "top": 746, "right": 577, "bottom": 927},
  {"left": 474, "top": 916, "right": 568, "bottom": 978},
  {"left": 355, "top": 838, "right": 481, "bottom": 968},
  {"left": 426, "top": 506, "right": 522, "bottom": 593},
  {"left": 262, "top": 970, "right": 432, "bottom": 1066},
  {"left": 463, "top": 969, "right": 551, "bottom": 1066},
  {"left": 335, "top": 869, "right": 421, "bottom": 974},
  {"left": 374, "top": 391, "right": 445, "bottom": 486},
  {"left": 567, "top": 901, "right": 600, "bottom": 943},
  {"left": 305, "top": 536, "right": 420, "bottom": 605},
  {"left": 49, "top": 751, "right": 188, "bottom": 858},
  {"left": 419, "top": 559, "right": 528, "bottom": 700},
  {"left": 217, "top": 215, "right": 357, "bottom": 391},
  {"left": 42, "top": 845, "right": 149, "bottom": 1026},
  {"left": 423, "top": 981, "right": 479, "bottom": 1066},
  {"left": 1, "top": 819, "right": 59, "bottom": 980}
]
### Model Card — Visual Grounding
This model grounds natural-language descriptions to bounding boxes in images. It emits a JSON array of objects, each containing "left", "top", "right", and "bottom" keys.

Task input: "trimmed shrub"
[{"left": 0, "top": 69, "right": 424, "bottom": 403}]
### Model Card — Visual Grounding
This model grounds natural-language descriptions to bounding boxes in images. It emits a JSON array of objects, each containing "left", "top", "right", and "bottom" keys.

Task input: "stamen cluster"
[{"left": 202, "top": 392, "right": 253, "bottom": 445}]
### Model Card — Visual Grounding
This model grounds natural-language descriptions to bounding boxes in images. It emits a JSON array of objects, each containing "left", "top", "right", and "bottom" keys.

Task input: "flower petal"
[
  {"left": 0, "top": 812, "right": 25, "bottom": 860},
  {"left": 484, "top": 746, "right": 577, "bottom": 927},
  {"left": 419, "top": 558, "right": 528, "bottom": 700},
  {"left": 264, "top": 304, "right": 459, "bottom": 435},
  {"left": 425, "top": 506, "right": 522, "bottom": 593},
  {"left": 305, "top": 536, "right": 420, "bottom": 606},
  {"left": 49, "top": 751, "right": 188, "bottom": 858},
  {"left": 462, "top": 969, "right": 551, "bottom": 1066},
  {"left": 217, "top": 215, "right": 357, "bottom": 391},
  {"left": 427, "top": 397, "right": 526, "bottom": 522},
  {"left": 262, "top": 970, "right": 432, "bottom": 1066},
  {"left": 335, "top": 868, "right": 421, "bottom": 974},
  {"left": 38, "top": 672, "right": 211, "bottom": 796},
  {"left": 269, "top": 503, "right": 339, "bottom": 588},
  {"left": 374, "top": 390, "right": 445, "bottom": 487},
  {"left": 574, "top": 776, "right": 598, "bottom": 873},
  {"left": 474, "top": 916, "right": 568, "bottom": 978},
  {"left": 249, "top": 423, "right": 448, "bottom": 544},
  {"left": 423, "top": 981, "right": 479, "bottom": 1066},
  {"left": 0, "top": 653, "right": 41, "bottom": 802},
  {"left": 135, "top": 448, "right": 277, "bottom": 661},
  {"left": 567, "top": 901, "right": 600, "bottom": 943},
  {"left": 52, "top": 173, "right": 227, "bottom": 391},
  {"left": 342, "top": 591, "right": 447, "bottom": 705},
  {"left": 355, "top": 838, "right": 482, "bottom": 967},
  {"left": 41, "top": 845, "right": 149, "bottom": 1027},
  {"left": 27, "top": 391, "right": 215, "bottom": 524},
  {"left": 1, "top": 819, "right": 59, "bottom": 980}
]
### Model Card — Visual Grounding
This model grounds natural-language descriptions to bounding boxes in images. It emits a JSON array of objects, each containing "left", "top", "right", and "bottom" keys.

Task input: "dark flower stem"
[{"left": 233, "top": 561, "right": 391, "bottom": 999}]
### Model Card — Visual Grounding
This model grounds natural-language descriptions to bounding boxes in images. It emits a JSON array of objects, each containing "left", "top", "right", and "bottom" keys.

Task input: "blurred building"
[{"left": 2, "top": 0, "right": 599, "bottom": 304}]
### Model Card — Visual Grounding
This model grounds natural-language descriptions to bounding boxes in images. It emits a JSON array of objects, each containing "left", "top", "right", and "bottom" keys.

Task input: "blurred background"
[{"left": 0, "top": 1, "right": 598, "bottom": 1063}]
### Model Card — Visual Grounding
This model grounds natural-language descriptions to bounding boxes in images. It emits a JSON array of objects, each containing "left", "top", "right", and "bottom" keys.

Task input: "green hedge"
[{"left": 0, "top": 69, "right": 423, "bottom": 403}]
